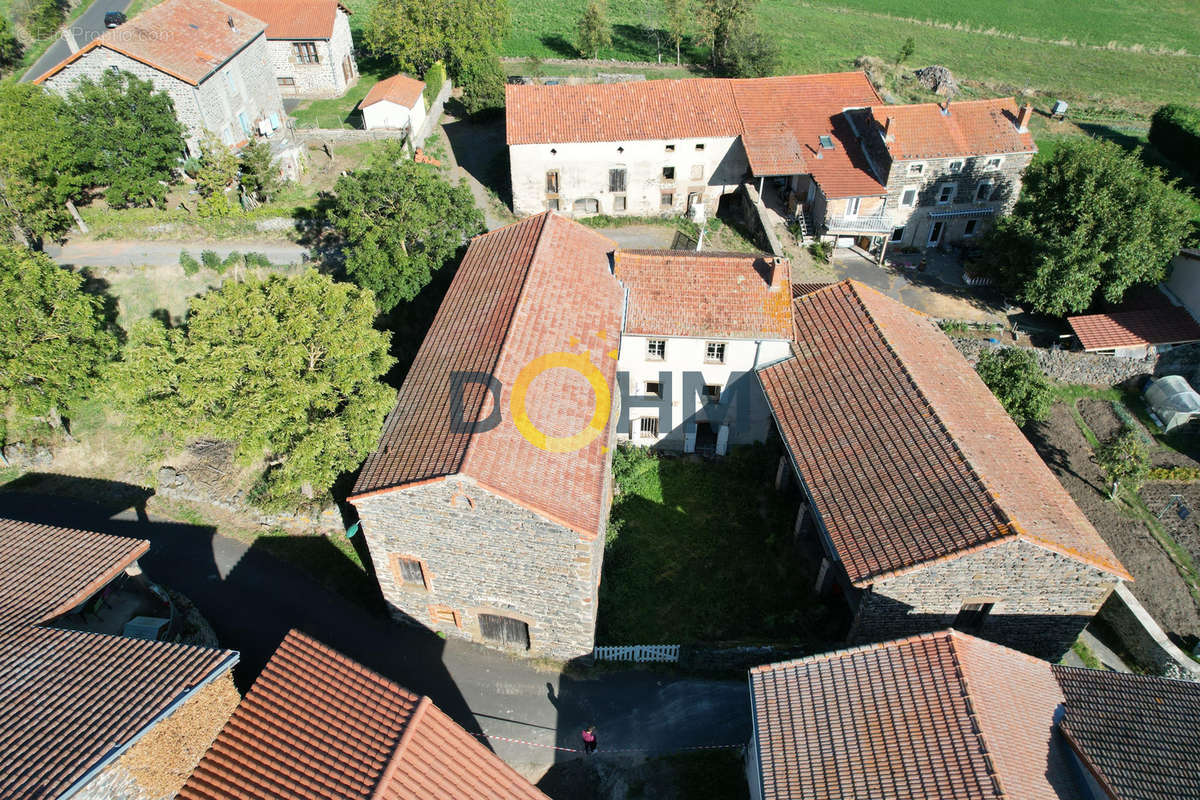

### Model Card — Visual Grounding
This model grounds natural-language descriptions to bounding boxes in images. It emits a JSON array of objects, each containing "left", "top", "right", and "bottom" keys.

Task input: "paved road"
[
  {"left": 22, "top": 0, "right": 135, "bottom": 83},
  {"left": 47, "top": 239, "right": 310, "bottom": 268},
  {"left": 0, "top": 491, "right": 750, "bottom": 778}
]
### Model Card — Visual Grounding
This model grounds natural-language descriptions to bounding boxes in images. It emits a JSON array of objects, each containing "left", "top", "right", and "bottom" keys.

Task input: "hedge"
[
  {"left": 423, "top": 60, "right": 446, "bottom": 106},
  {"left": 1147, "top": 466, "right": 1200, "bottom": 482},
  {"left": 1149, "top": 104, "right": 1200, "bottom": 176}
]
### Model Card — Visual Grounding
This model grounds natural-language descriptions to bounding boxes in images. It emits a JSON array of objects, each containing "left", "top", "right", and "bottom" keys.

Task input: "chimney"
[
  {"left": 768, "top": 257, "right": 786, "bottom": 290},
  {"left": 227, "top": 14, "right": 236, "bottom": 30},
  {"left": 1016, "top": 102, "right": 1032, "bottom": 133},
  {"left": 939, "top": 100, "right": 950, "bottom": 116},
  {"left": 883, "top": 115, "right": 894, "bottom": 143}
]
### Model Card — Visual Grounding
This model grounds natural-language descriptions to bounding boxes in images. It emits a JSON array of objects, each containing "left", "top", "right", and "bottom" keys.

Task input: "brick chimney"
[
  {"left": 769, "top": 257, "right": 786, "bottom": 289},
  {"left": 1016, "top": 102, "right": 1033, "bottom": 133},
  {"left": 883, "top": 116, "right": 894, "bottom": 143},
  {"left": 939, "top": 100, "right": 950, "bottom": 116}
]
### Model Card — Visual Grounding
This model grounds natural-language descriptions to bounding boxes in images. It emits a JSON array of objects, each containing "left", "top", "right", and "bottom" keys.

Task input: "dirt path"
[{"left": 48, "top": 239, "right": 309, "bottom": 268}]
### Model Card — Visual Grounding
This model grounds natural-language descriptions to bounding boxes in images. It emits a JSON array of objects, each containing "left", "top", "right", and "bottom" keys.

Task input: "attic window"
[
  {"left": 695, "top": 143, "right": 705, "bottom": 151},
  {"left": 818, "top": 135, "right": 834, "bottom": 150},
  {"left": 665, "top": 144, "right": 676, "bottom": 152}
]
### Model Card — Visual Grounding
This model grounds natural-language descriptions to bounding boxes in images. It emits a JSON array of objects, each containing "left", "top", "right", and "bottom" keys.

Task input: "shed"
[
  {"left": 1144, "top": 375, "right": 1200, "bottom": 432},
  {"left": 1067, "top": 307, "right": 1200, "bottom": 358},
  {"left": 358, "top": 74, "right": 427, "bottom": 133}
]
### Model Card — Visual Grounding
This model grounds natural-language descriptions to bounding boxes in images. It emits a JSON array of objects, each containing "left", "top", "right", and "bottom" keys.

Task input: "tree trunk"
[{"left": 676, "top": 41, "right": 681, "bottom": 66}]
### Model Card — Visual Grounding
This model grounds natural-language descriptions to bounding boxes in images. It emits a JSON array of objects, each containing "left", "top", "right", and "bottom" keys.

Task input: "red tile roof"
[
  {"left": 35, "top": 0, "right": 266, "bottom": 86},
  {"left": 1068, "top": 308, "right": 1200, "bottom": 351},
  {"left": 0, "top": 518, "right": 237, "bottom": 799},
  {"left": 757, "top": 281, "right": 1129, "bottom": 584},
  {"left": 748, "top": 630, "right": 1073, "bottom": 800},
  {"left": 791, "top": 282, "right": 830, "bottom": 298},
  {"left": 871, "top": 98, "right": 1037, "bottom": 160},
  {"left": 359, "top": 73, "right": 426, "bottom": 110},
  {"left": 180, "top": 630, "right": 549, "bottom": 800},
  {"left": 614, "top": 250, "right": 792, "bottom": 339},
  {"left": 351, "top": 213, "right": 624, "bottom": 537},
  {"left": 221, "top": 0, "right": 346, "bottom": 39}
]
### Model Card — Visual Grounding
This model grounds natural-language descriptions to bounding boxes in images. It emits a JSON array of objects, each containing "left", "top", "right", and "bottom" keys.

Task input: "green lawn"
[
  {"left": 598, "top": 444, "right": 847, "bottom": 645},
  {"left": 289, "top": 61, "right": 392, "bottom": 129}
]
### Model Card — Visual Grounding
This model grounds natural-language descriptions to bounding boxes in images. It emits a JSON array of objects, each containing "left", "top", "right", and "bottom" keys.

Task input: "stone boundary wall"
[
  {"left": 1097, "top": 583, "right": 1200, "bottom": 681},
  {"left": 294, "top": 127, "right": 409, "bottom": 143},
  {"left": 156, "top": 467, "right": 343, "bottom": 535},
  {"left": 414, "top": 78, "right": 452, "bottom": 149},
  {"left": 734, "top": 183, "right": 784, "bottom": 258},
  {"left": 950, "top": 337, "right": 1160, "bottom": 386},
  {"left": 678, "top": 643, "right": 808, "bottom": 671}
]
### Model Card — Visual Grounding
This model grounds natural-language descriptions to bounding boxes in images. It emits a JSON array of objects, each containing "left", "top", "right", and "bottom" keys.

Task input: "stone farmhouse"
[
  {"left": 350, "top": 212, "right": 624, "bottom": 661},
  {"left": 614, "top": 250, "right": 792, "bottom": 453},
  {"left": 505, "top": 73, "right": 1036, "bottom": 256},
  {"left": 747, "top": 629, "right": 1200, "bottom": 800},
  {"left": 35, "top": 0, "right": 287, "bottom": 156},
  {"left": 757, "top": 281, "right": 1130, "bottom": 660},
  {"left": 180, "top": 630, "right": 550, "bottom": 799},
  {"left": 221, "top": 0, "right": 358, "bottom": 98},
  {"left": 0, "top": 518, "right": 239, "bottom": 799}
]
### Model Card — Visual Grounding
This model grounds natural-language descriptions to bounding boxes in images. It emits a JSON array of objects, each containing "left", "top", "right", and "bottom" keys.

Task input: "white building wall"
[
  {"left": 617, "top": 335, "right": 791, "bottom": 450},
  {"left": 1166, "top": 249, "right": 1200, "bottom": 320},
  {"left": 362, "top": 96, "right": 426, "bottom": 132},
  {"left": 510, "top": 135, "right": 748, "bottom": 217}
]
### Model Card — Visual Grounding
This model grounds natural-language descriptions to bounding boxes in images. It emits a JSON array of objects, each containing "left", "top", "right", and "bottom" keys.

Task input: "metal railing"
[{"left": 824, "top": 213, "right": 895, "bottom": 234}]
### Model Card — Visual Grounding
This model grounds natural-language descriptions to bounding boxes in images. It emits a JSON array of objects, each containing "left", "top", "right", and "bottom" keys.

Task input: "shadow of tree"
[{"left": 539, "top": 34, "right": 578, "bottom": 58}]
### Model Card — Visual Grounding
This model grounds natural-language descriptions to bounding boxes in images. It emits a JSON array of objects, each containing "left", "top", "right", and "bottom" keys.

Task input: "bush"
[
  {"left": 809, "top": 240, "right": 832, "bottom": 263},
  {"left": 1097, "top": 426, "right": 1151, "bottom": 498},
  {"left": 720, "top": 26, "right": 781, "bottom": 78},
  {"left": 179, "top": 251, "right": 200, "bottom": 276},
  {"left": 200, "top": 250, "right": 221, "bottom": 271},
  {"left": 423, "top": 60, "right": 447, "bottom": 105},
  {"left": 244, "top": 251, "right": 272, "bottom": 269},
  {"left": 975, "top": 347, "right": 1052, "bottom": 427},
  {"left": 1149, "top": 104, "right": 1200, "bottom": 175},
  {"left": 1147, "top": 466, "right": 1200, "bottom": 482},
  {"left": 456, "top": 45, "right": 506, "bottom": 116},
  {"left": 218, "top": 251, "right": 242, "bottom": 275}
]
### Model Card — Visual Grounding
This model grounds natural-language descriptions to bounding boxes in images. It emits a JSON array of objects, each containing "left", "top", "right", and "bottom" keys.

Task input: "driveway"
[
  {"left": 0, "top": 491, "right": 751, "bottom": 782},
  {"left": 22, "top": 0, "right": 135, "bottom": 83}
]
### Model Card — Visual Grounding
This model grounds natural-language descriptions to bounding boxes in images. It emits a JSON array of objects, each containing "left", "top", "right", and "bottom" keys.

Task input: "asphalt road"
[
  {"left": 22, "top": 0, "right": 135, "bottom": 83},
  {"left": 0, "top": 491, "right": 751, "bottom": 777}
]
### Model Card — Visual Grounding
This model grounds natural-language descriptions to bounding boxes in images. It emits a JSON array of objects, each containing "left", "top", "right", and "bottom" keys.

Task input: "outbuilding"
[{"left": 359, "top": 74, "right": 427, "bottom": 134}]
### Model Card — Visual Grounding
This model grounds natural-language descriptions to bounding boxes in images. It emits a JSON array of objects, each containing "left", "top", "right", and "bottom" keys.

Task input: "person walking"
[{"left": 581, "top": 725, "right": 597, "bottom": 755}]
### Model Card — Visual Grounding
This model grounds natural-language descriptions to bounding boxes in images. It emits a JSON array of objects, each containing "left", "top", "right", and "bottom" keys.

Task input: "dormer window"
[
  {"left": 985, "top": 157, "right": 1004, "bottom": 170},
  {"left": 819, "top": 135, "right": 834, "bottom": 150},
  {"left": 948, "top": 160, "right": 963, "bottom": 173}
]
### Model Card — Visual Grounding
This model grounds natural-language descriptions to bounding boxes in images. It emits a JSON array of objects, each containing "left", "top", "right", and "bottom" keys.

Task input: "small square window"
[
  {"left": 647, "top": 339, "right": 666, "bottom": 360},
  {"left": 665, "top": 144, "right": 676, "bottom": 152},
  {"left": 690, "top": 164, "right": 704, "bottom": 180},
  {"left": 937, "top": 183, "right": 956, "bottom": 205},
  {"left": 428, "top": 605, "right": 462, "bottom": 628},
  {"left": 662, "top": 166, "right": 675, "bottom": 180},
  {"left": 954, "top": 601, "right": 994, "bottom": 632},
  {"left": 545, "top": 171, "right": 559, "bottom": 194},
  {"left": 948, "top": 160, "right": 963, "bottom": 173},
  {"left": 614, "top": 195, "right": 626, "bottom": 212},
  {"left": 639, "top": 416, "right": 659, "bottom": 438},
  {"left": 661, "top": 192, "right": 674, "bottom": 208},
  {"left": 964, "top": 219, "right": 978, "bottom": 237},
  {"left": 293, "top": 41, "right": 319, "bottom": 64},
  {"left": 645, "top": 381, "right": 663, "bottom": 397},
  {"left": 890, "top": 226, "right": 904, "bottom": 243},
  {"left": 695, "top": 143, "right": 705, "bottom": 151},
  {"left": 277, "top": 76, "right": 296, "bottom": 86},
  {"left": 390, "top": 554, "right": 428, "bottom": 590},
  {"left": 705, "top": 341, "right": 726, "bottom": 364},
  {"left": 985, "top": 157, "right": 1003, "bottom": 170},
  {"left": 702, "top": 384, "right": 721, "bottom": 403},
  {"left": 901, "top": 188, "right": 917, "bottom": 207},
  {"left": 908, "top": 163, "right": 925, "bottom": 175}
]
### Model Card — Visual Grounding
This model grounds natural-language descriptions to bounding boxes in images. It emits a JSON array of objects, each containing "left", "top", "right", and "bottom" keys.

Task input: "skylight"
[{"left": 819, "top": 135, "right": 834, "bottom": 150}]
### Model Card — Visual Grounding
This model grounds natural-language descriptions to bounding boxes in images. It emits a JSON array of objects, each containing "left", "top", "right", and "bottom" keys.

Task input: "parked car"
[{"left": 104, "top": 11, "right": 126, "bottom": 28}]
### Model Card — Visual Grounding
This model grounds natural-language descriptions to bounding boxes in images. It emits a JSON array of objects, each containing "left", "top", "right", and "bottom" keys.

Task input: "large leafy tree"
[
  {"left": 697, "top": 0, "right": 758, "bottom": 71},
  {"left": 0, "top": 246, "right": 117, "bottom": 443},
  {"left": 0, "top": 83, "right": 82, "bottom": 247},
  {"left": 982, "top": 138, "right": 1194, "bottom": 317},
  {"left": 457, "top": 44, "right": 507, "bottom": 115},
  {"left": 110, "top": 271, "right": 395, "bottom": 509},
  {"left": 975, "top": 347, "right": 1052, "bottom": 427},
  {"left": 325, "top": 144, "right": 484, "bottom": 312},
  {"left": 68, "top": 70, "right": 184, "bottom": 208},
  {"left": 365, "top": 0, "right": 509, "bottom": 75},
  {"left": 577, "top": 0, "right": 612, "bottom": 59},
  {"left": 664, "top": 0, "right": 692, "bottom": 66}
]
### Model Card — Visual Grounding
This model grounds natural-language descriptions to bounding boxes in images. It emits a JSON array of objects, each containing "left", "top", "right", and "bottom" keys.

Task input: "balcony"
[{"left": 824, "top": 212, "right": 895, "bottom": 235}]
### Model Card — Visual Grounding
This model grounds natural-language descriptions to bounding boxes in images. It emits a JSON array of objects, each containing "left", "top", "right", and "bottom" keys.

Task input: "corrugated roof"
[
  {"left": 757, "top": 280, "right": 1129, "bottom": 584},
  {"left": 1053, "top": 665, "right": 1200, "bottom": 800},
  {"left": 359, "top": 73, "right": 426, "bottom": 110},
  {"left": 35, "top": 0, "right": 266, "bottom": 86},
  {"left": 871, "top": 98, "right": 1037, "bottom": 160},
  {"left": 1068, "top": 308, "right": 1200, "bottom": 351},
  {"left": 614, "top": 250, "right": 792, "bottom": 339},
  {"left": 351, "top": 213, "right": 624, "bottom": 538},
  {"left": 179, "top": 630, "right": 549, "bottom": 800},
  {"left": 0, "top": 518, "right": 236, "bottom": 799},
  {"left": 221, "top": 0, "right": 345, "bottom": 39}
]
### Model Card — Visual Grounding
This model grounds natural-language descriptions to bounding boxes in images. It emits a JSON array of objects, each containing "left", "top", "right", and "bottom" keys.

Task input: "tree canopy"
[
  {"left": 365, "top": 0, "right": 509, "bottom": 76},
  {"left": 698, "top": 0, "right": 758, "bottom": 71},
  {"left": 110, "top": 270, "right": 395, "bottom": 509},
  {"left": 982, "top": 138, "right": 1194, "bottom": 317},
  {"left": 324, "top": 144, "right": 484, "bottom": 312},
  {"left": 457, "top": 44, "right": 507, "bottom": 115},
  {"left": 0, "top": 246, "right": 116, "bottom": 444},
  {"left": 578, "top": 0, "right": 612, "bottom": 59},
  {"left": 975, "top": 347, "right": 1052, "bottom": 427},
  {"left": 195, "top": 135, "right": 241, "bottom": 217},
  {"left": 68, "top": 70, "right": 184, "bottom": 209},
  {"left": 1096, "top": 426, "right": 1150, "bottom": 499},
  {"left": 0, "top": 16, "right": 21, "bottom": 69},
  {"left": 0, "top": 83, "right": 82, "bottom": 246}
]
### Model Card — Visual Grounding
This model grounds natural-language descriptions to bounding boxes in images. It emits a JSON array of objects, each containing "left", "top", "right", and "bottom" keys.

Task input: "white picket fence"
[{"left": 593, "top": 644, "right": 681, "bottom": 663}]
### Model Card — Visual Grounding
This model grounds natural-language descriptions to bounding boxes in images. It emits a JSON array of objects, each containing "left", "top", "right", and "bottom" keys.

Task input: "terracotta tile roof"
[
  {"left": 359, "top": 73, "right": 426, "bottom": 110},
  {"left": 506, "top": 78, "right": 742, "bottom": 145},
  {"left": 0, "top": 518, "right": 237, "bottom": 799},
  {"left": 1068, "top": 308, "right": 1200, "bottom": 351},
  {"left": 749, "top": 630, "right": 1075, "bottom": 800},
  {"left": 1053, "top": 665, "right": 1200, "bottom": 800},
  {"left": 757, "top": 280, "right": 1129, "bottom": 584},
  {"left": 180, "top": 630, "right": 549, "bottom": 800},
  {"left": 221, "top": 0, "right": 345, "bottom": 39},
  {"left": 871, "top": 98, "right": 1037, "bottom": 160},
  {"left": 791, "top": 282, "right": 830, "bottom": 298},
  {"left": 614, "top": 250, "right": 792, "bottom": 340},
  {"left": 351, "top": 213, "right": 623, "bottom": 537},
  {"left": 35, "top": 0, "right": 266, "bottom": 86}
]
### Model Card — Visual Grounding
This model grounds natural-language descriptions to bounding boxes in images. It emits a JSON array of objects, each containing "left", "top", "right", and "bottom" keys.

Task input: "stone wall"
[
  {"left": 413, "top": 77, "right": 452, "bottom": 149},
  {"left": 949, "top": 337, "right": 1193, "bottom": 386},
  {"left": 679, "top": 643, "right": 807, "bottom": 671},
  {"left": 1097, "top": 582, "right": 1200, "bottom": 680},
  {"left": 734, "top": 182, "right": 784, "bottom": 257},
  {"left": 353, "top": 477, "right": 604, "bottom": 661},
  {"left": 851, "top": 539, "right": 1120, "bottom": 661},
  {"left": 268, "top": 10, "right": 357, "bottom": 98}
]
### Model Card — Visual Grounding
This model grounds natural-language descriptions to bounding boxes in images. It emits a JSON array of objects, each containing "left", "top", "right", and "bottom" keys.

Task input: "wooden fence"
[{"left": 592, "top": 644, "right": 681, "bottom": 663}]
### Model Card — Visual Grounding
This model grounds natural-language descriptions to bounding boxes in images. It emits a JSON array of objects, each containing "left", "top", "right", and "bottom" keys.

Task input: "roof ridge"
[
  {"left": 875, "top": 97, "right": 1018, "bottom": 110},
  {"left": 370, "top": 695, "right": 431, "bottom": 799},
  {"left": 749, "top": 629, "right": 954, "bottom": 673},
  {"left": 946, "top": 636, "right": 1008, "bottom": 800}
]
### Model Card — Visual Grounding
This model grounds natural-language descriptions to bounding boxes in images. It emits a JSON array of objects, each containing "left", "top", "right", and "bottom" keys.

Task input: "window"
[
  {"left": 953, "top": 601, "right": 994, "bottom": 632},
  {"left": 845, "top": 197, "right": 861, "bottom": 216},
  {"left": 948, "top": 160, "right": 963, "bottom": 173},
  {"left": 936, "top": 183, "right": 957, "bottom": 205},
  {"left": 573, "top": 198, "right": 598, "bottom": 213},
  {"left": 647, "top": 339, "right": 666, "bottom": 360},
  {"left": 662, "top": 166, "right": 675, "bottom": 180},
  {"left": 818, "top": 134, "right": 834, "bottom": 150},
  {"left": 478, "top": 613, "right": 530, "bottom": 649},
  {"left": 428, "top": 605, "right": 462, "bottom": 628},
  {"left": 609, "top": 168, "right": 626, "bottom": 192},
  {"left": 645, "top": 381, "right": 663, "bottom": 397},
  {"left": 613, "top": 195, "right": 626, "bottom": 212},
  {"left": 661, "top": 192, "right": 674, "bottom": 208},
  {"left": 890, "top": 226, "right": 905, "bottom": 243},
  {"left": 690, "top": 164, "right": 704, "bottom": 180},
  {"left": 639, "top": 416, "right": 659, "bottom": 438},
  {"left": 237, "top": 112, "right": 251, "bottom": 137},
  {"left": 695, "top": 143, "right": 705, "bottom": 151},
  {"left": 547, "top": 198, "right": 560, "bottom": 211},
  {"left": 975, "top": 181, "right": 994, "bottom": 202},
  {"left": 985, "top": 157, "right": 1003, "bottom": 170},
  {"left": 293, "top": 41, "right": 319, "bottom": 64},
  {"left": 964, "top": 219, "right": 978, "bottom": 237},
  {"left": 545, "top": 170, "right": 559, "bottom": 194},
  {"left": 389, "top": 554, "right": 428, "bottom": 590},
  {"left": 907, "top": 162, "right": 925, "bottom": 175},
  {"left": 277, "top": 76, "right": 296, "bottom": 86},
  {"left": 901, "top": 188, "right": 917, "bottom": 207},
  {"left": 702, "top": 384, "right": 721, "bottom": 403},
  {"left": 705, "top": 341, "right": 726, "bottom": 364},
  {"left": 665, "top": 144, "right": 676, "bottom": 152}
]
